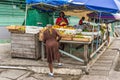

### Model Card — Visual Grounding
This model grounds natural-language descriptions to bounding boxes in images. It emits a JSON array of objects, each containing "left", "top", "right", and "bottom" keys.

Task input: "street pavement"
[
  {"left": 0, "top": 43, "right": 82, "bottom": 80},
  {"left": 0, "top": 38, "right": 120, "bottom": 80},
  {"left": 0, "top": 69, "right": 82, "bottom": 80},
  {"left": 80, "top": 38, "right": 120, "bottom": 80}
]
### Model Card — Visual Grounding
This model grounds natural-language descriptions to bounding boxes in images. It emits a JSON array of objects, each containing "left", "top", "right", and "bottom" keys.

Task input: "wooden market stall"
[{"left": 6, "top": 0, "right": 117, "bottom": 74}]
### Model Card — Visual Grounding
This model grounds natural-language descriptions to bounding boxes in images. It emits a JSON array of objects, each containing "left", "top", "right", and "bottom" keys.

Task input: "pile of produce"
[
  {"left": 39, "top": 27, "right": 47, "bottom": 41},
  {"left": 73, "top": 34, "right": 91, "bottom": 42},
  {"left": 53, "top": 25, "right": 75, "bottom": 30},
  {"left": 39, "top": 25, "right": 92, "bottom": 42},
  {"left": 6, "top": 25, "right": 26, "bottom": 33}
]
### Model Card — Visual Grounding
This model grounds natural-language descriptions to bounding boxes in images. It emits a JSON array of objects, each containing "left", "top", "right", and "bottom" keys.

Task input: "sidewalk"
[
  {"left": 0, "top": 43, "right": 82, "bottom": 80},
  {"left": 0, "top": 37, "right": 120, "bottom": 80},
  {"left": 80, "top": 38, "right": 120, "bottom": 80},
  {"left": 0, "top": 69, "right": 82, "bottom": 80}
]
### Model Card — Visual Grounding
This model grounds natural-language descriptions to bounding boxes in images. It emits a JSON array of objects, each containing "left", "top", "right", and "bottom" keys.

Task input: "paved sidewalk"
[
  {"left": 0, "top": 68, "right": 82, "bottom": 80},
  {"left": 80, "top": 38, "right": 120, "bottom": 80},
  {"left": 0, "top": 43, "right": 83, "bottom": 80},
  {"left": 0, "top": 38, "right": 120, "bottom": 80}
]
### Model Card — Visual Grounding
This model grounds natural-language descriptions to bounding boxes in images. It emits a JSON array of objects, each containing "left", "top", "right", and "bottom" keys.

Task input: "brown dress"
[{"left": 43, "top": 29, "right": 61, "bottom": 63}]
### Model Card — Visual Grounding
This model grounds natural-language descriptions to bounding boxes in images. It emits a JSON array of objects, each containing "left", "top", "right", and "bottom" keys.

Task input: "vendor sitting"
[
  {"left": 79, "top": 16, "right": 85, "bottom": 25},
  {"left": 76, "top": 17, "right": 86, "bottom": 49},
  {"left": 78, "top": 16, "right": 86, "bottom": 30}
]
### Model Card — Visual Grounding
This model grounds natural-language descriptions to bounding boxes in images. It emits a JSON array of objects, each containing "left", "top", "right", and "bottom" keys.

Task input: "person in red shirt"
[
  {"left": 56, "top": 11, "right": 68, "bottom": 26},
  {"left": 55, "top": 11, "right": 69, "bottom": 50},
  {"left": 79, "top": 16, "right": 85, "bottom": 25},
  {"left": 76, "top": 17, "right": 85, "bottom": 50}
]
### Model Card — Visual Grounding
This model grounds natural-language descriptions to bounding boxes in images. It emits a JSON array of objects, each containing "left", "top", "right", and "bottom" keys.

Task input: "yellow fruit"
[{"left": 60, "top": 21, "right": 67, "bottom": 25}]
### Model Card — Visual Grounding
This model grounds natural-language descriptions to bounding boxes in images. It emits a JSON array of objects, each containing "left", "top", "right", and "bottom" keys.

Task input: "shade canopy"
[
  {"left": 85, "top": 0, "right": 120, "bottom": 13},
  {"left": 26, "top": 0, "right": 120, "bottom": 13},
  {"left": 87, "top": 12, "right": 120, "bottom": 20},
  {"left": 26, "top": 0, "right": 70, "bottom": 6}
]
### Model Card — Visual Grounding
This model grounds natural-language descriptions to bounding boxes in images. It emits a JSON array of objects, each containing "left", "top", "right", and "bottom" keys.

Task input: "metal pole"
[
  {"left": 96, "top": 12, "right": 101, "bottom": 49},
  {"left": 91, "top": 17, "right": 96, "bottom": 52},
  {"left": 59, "top": 50, "right": 84, "bottom": 63},
  {"left": 84, "top": 44, "right": 89, "bottom": 65},
  {"left": 25, "top": 4, "right": 28, "bottom": 25},
  {"left": 70, "top": 44, "right": 72, "bottom": 54}
]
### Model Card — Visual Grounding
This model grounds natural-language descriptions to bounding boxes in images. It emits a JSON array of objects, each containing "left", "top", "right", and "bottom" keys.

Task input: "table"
[
  {"left": 41, "top": 40, "right": 93, "bottom": 65},
  {"left": 81, "top": 31, "right": 101, "bottom": 36},
  {"left": 81, "top": 31, "right": 102, "bottom": 50}
]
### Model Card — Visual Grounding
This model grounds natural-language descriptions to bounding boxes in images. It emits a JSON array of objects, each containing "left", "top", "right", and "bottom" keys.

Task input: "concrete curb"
[
  {"left": 27, "top": 67, "right": 82, "bottom": 75},
  {"left": 0, "top": 65, "right": 82, "bottom": 75}
]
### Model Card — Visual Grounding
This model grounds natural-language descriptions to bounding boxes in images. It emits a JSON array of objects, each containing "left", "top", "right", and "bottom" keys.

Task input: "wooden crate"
[
  {"left": 9, "top": 29, "right": 25, "bottom": 33},
  {"left": 61, "top": 37, "right": 73, "bottom": 41},
  {"left": 73, "top": 38, "right": 90, "bottom": 42},
  {"left": 61, "top": 35, "right": 73, "bottom": 41},
  {"left": 11, "top": 33, "right": 41, "bottom": 60}
]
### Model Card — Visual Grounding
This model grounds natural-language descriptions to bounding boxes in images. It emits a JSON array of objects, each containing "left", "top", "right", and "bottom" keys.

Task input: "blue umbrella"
[
  {"left": 26, "top": 0, "right": 69, "bottom": 6},
  {"left": 26, "top": 0, "right": 50, "bottom": 4},
  {"left": 87, "top": 12, "right": 120, "bottom": 20},
  {"left": 66, "top": 0, "right": 120, "bottom": 13},
  {"left": 85, "top": 0, "right": 120, "bottom": 50},
  {"left": 85, "top": 0, "right": 120, "bottom": 13}
]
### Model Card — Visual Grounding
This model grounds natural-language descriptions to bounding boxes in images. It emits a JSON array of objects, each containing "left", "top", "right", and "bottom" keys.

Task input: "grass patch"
[{"left": 0, "top": 39, "right": 11, "bottom": 43}]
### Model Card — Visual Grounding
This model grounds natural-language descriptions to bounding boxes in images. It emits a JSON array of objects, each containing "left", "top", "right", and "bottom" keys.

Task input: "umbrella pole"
[
  {"left": 96, "top": 12, "right": 101, "bottom": 49},
  {"left": 91, "top": 17, "right": 95, "bottom": 53}
]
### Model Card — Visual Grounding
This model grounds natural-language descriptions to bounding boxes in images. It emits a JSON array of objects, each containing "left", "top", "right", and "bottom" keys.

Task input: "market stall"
[
  {"left": 7, "top": 0, "right": 120, "bottom": 67},
  {"left": 39, "top": 25, "right": 94, "bottom": 64},
  {"left": 40, "top": 37, "right": 93, "bottom": 64},
  {"left": 38, "top": 21, "right": 108, "bottom": 65}
]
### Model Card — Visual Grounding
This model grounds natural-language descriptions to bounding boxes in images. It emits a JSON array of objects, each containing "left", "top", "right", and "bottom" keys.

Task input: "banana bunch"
[
  {"left": 6, "top": 25, "right": 26, "bottom": 33},
  {"left": 53, "top": 25, "right": 75, "bottom": 30},
  {"left": 53, "top": 25, "right": 60, "bottom": 28},
  {"left": 6, "top": 25, "right": 25, "bottom": 31},
  {"left": 18, "top": 26, "right": 25, "bottom": 31}
]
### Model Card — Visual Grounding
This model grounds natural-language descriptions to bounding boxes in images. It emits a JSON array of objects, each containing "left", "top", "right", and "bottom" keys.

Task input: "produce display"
[
  {"left": 6, "top": 24, "right": 103, "bottom": 42},
  {"left": 53, "top": 25, "right": 74, "bottom": 30},
  {"left": 39, "top": 25, "right": 93, "bottom": 42},
  {"left": 6, "top": 24, "right": 104, "bottom": 42},
  {"left": 6, "top": 25, "right": 26, "bottom": 33},
  {"left": 39, "top": 27, "right": 47, "bottom": 41},
  {"left": 73, "top": 35, "right": 92, "bottom": 42}
]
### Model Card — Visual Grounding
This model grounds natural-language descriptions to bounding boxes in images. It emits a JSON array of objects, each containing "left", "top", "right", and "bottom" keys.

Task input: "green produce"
[
  {"left": 74, "top": 35, "right": 84, "bottom": 38},
  {"left": 76, "top": 33, "right": 82, "bottom": 35},
  {"left": 83, "top": 29, "right": 89, "bottom": 32}
]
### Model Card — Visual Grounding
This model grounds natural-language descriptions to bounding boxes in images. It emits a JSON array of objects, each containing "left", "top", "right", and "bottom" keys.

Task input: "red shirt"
[
  {"left": 79, "top": 19, "right": 83, "bottom": 25},
  {"left": 56, "top": 17, "right": 68, "bottom": 26}
]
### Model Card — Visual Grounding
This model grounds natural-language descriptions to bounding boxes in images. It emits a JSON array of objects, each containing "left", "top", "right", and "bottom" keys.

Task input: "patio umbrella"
[
  {"left": 26, "top": 0, "right": 70, "bottom": 6},
  {"left": 85, "top": 0, "right": 120, "bottom": 52},
  {"left": 87, "top": 12, "right": 120, "bottom": 20},
  {"left": 85, "top": 0, "right": 120, "bottom": 13}
]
